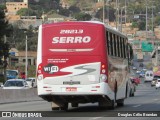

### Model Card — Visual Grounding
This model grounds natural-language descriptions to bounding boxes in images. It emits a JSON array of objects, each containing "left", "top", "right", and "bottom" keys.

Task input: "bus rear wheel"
[
  {"left": 60, "top": 103, "right": 68, "bottom": 111},
  {"left": 117, "top": 99, "right": 124, "bottom": 107},
  {"left": 107, "top": 100, "right": 115, "bottom": 110},
  {"left": 98, "top": 100, "right": 115, "bottom": 110}
]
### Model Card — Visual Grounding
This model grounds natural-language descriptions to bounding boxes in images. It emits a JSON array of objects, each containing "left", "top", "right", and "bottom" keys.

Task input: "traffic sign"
[{"left": 141, "top": 41, "right": 154, "bottom": 52}]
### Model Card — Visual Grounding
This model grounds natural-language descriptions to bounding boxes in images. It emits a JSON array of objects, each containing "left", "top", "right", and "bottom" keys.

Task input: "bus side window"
[
  {"left": 120, "top": 37, "right": 123, "bottom": 58},
  {"left": 106, "top": 31, "right": 110, "bottom": 55},
  {"left": 114, "top": 34, "right": 117, "bottom": 57},
  {"left": 112, "top": 33, "right": 115, "bottom": 56},
  {"left": 117, "top": 36, "right": 121, "bottom": 57},
  {"left": 110, "top": 32, "right": 113, "bottom": 56},
  {"left": 123, "top": 39, "right": 127, "bottom": 58}
]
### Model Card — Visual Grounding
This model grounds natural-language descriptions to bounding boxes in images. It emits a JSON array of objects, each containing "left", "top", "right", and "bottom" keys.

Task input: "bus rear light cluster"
[
  {"left": 102, "top": 69, "right": 106, "bottom": 73},
  {"left": 101, "top": 64, "right": 106, "bottom": 74},
  {"left": 100, "top": 74, "right": 107, "bottom": 82},
  {"left": 37, "top": 74, "right": 43, "bottom": 80},
  {"left": 37, "top": 63, "right": 43, "bottom": 76}
]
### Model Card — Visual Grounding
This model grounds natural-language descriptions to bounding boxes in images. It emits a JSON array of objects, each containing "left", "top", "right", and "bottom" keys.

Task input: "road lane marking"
[
  {"left": 153, "top": 99, "right": 159, "bottom": 101},
  {"left": 91, "top": 117, "right": 104, "bottom": 120},
  {"left": 133, "top": 104, "right": 141, "bottom": 107}
]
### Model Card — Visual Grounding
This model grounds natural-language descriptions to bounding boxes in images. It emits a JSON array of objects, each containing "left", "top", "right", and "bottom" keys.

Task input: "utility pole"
[
  {"left": 25, "top": 35, "right": 28, "bottom": 79},
  {"left": 125, "top": 0, "right": 127, "bottom": 26},
  {"left": 156, "top": 48, "right": 158, "bottom": 66},
  {"left": 3, "top": 35, "right": 7, "bottom": 81},
  {"left": 151, "top": 1, "right": 155, "bottom": 45},
  {"left": 120, "top": 8, "right": 123, "bottom": 32},
  {"left": 107, "top": 0, "right": 109, "bottom": 25},
  {"left": 103, "top": 0, "right": 105, "bottom": 23},
  {"left": 116, "top": 0, "right": 118, "bottom": 29},
  {"left": 117, "top": 0, "right": 120, "bottom": 31},
  {"left": 146, "top": 0, "right": 148, "bottom": 40}
]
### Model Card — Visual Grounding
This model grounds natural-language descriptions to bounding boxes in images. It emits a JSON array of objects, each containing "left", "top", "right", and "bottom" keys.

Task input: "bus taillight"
[
  {"left": 100, "top": 74, "right": 107, "bottom": 83},
  {"left": 37, "top": 63, "right": 43, "bottom": 80},
  {"left": 101, "top": 64, "right": 106, "bottom": 74},
  {"left": 37, "top": 64, "right": 42, "bottom": 74},
  {"left": 100, "top": 63, "right": 108, "bottom": 83}
]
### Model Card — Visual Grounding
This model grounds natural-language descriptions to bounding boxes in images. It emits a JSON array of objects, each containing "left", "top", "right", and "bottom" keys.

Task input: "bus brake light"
[
  {"left": 37, "top": 63, "right": 43, "bottom": 75},
  {"left": 101, "top": 64, "right": 106, "bottom": 74}
]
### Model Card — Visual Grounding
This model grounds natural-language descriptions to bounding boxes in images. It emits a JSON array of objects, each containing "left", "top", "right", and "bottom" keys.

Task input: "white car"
[
  {"left": 132, "top": 66, "right": 137, "bottom": 70},
  {"left": 155, "top": 79, "right": 160, "bottom": 89},
  {"left": 142, "top": 68, "right": 147, "bottom": 71},
  {"left": 2, "top": 79, "right": 29, "bottom": 89},
  {"left": 26, "top": 77, "right": 37, "bottom": 88},
  {"left": 144, "top": 70, "right": 154, "bottom": 82},
  {"left": 136, "top": 70, "right": 141, "bottom": 74}
]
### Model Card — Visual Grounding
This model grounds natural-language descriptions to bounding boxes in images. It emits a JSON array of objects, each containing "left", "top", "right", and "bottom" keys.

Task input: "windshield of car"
[
  {"left": 6, "top": 71, "right": 18, "bottom": 76},
  {"left": 4, "top": 81, "right": 24, "bottom": 87},
  {"left": 153, "top": 76, "right": 160, "bottom": 79},
  {"left": 26, "top": 79, "right": 32, "bottom": 81},
  {"left": 146, "top": 73, "right": 153, "bottom": 76}
]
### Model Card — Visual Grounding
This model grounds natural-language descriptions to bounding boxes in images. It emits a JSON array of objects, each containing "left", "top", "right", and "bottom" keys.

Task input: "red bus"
[{"left": 36, "top": 21, "right": 133, "bottom": 110}]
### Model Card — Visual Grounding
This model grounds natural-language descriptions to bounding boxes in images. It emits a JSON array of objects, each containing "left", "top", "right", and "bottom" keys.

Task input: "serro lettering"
[{"left": 52, "top": 36, "right": 91, "bottom": 44}]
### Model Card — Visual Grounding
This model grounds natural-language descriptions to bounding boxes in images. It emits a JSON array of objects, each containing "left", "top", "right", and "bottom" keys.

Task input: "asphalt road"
[{"left": 0, "top": 80, "right": 160, "bottom": 120}]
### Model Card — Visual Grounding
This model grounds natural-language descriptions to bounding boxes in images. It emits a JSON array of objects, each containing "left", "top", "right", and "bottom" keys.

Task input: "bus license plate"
[{"left": 66, "top": 87, "right": 77, "bottom": 92}]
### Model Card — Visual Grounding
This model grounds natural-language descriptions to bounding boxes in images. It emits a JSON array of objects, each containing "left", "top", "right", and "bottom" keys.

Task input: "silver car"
[
  {"left": 26, "top": 77, "right": 37, "bottom": 88},
  {"left": 2, "top": 79, "right": 29, "bottom": 89}
]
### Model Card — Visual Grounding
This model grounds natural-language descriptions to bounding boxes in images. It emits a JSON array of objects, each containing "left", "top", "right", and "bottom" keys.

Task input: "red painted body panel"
[{"left": 41, "top": 22, "right": 108, "bottom": 78}]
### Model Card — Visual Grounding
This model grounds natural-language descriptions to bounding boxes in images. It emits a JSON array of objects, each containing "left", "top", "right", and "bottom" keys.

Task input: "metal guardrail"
[{"left": 0, "top": 88, "right": 42, "bottom": 104}]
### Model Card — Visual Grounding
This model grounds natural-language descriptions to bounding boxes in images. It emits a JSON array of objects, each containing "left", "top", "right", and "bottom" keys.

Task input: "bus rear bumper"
[{"left": 38, "top": 82, "right": 114, "bottom": 103}]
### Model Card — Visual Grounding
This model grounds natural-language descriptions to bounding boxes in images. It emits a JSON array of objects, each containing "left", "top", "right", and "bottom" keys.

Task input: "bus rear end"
[{"left": 37, "top": 22, "right": 109, "bottom": 110}]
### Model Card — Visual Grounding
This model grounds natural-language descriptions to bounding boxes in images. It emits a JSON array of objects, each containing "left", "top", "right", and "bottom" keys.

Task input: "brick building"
[{"left": 6, "top": 0, "right": 28, "bottom": 15}]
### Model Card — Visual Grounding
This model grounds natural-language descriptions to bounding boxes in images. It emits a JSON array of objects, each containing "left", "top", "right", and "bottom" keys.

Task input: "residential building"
[
  {"left": 9, "top": 48, "right": 36, "bottom": 67},
  {"left": 6, "top": 0, "right": 28, "bottom": 15}
]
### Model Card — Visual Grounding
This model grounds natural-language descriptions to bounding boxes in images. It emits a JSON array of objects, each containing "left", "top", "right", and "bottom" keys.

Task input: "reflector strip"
[
  {"left": 49, "top": 48, "right": 93, "bottom": 52},
  {"left": 91, "top": 90, "right": 97, "bottom": 91}
]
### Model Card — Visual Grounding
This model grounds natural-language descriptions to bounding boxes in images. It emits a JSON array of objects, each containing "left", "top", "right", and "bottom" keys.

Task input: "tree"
[
  {"left": 75, "top": 13, "right": 92, "bottom": 21},
  {"left": 138, "top": 20, "right": 146, "bottom": 30},
  {"left": 59, "top": 8, "right": 70, "bottom": 17},
  {"left": 0, "top": 8, "right": 12, "bottom": 69},
  {"left": 155, "top": 16, "right": 160, "bottom": 26},
  {"left": 69, "top": 5, "right": 81, "bottom": 14},
  {"left": 0, "top": 9, "right": 8, "bottom": 39},
  {"left": 16, "top": 8, "right": 37, "bottom": 16},
  {"left": 131, "top": 22, "right": 138, "bottom": 29},
  {"left": 95, "top": 6, "right": 115, "bottom": 22}
]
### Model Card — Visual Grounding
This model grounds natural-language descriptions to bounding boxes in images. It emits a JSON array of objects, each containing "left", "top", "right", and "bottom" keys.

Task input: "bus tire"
[
  {"left": 60, "top": 103, "right": 68, "bottom": 111},
  {"left": 98, "top": 101, "right": 108, "bottom": 109},
  {"left": 108, "top": 100, "right": 115, "bottom": 110},
  {"left": 117, "top": 99, "right": 124, "bottom": 107}
]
